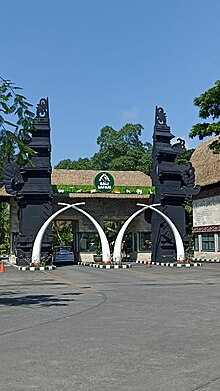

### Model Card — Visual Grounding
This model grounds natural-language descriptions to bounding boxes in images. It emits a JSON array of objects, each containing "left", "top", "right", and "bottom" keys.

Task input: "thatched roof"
[
  {"left": 190, "top": 136, "right": 220, "bottom": 186},
  {"left": 51, "top": 169, "right": 152, "bottom": 187},
  {"left": 66, "top": 192, "right": 149, "bottom": 199},
  {"left": 0, "top": 170, "right": 152, "bottom": 200}
]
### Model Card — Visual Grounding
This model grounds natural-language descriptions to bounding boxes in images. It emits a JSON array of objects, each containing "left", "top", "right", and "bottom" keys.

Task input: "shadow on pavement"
[{"left": 0, "top": 293, "right": 83, "bottom": 307}]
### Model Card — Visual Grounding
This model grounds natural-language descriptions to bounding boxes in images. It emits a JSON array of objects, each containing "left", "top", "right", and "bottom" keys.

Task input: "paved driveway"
[{"left": 0, "top": 263, "right": 220, "bottom": 391}]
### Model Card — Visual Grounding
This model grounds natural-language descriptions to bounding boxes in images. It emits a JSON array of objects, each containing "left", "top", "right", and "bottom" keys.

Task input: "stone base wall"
[
  {"left": 194, "top": 251, "right": 220, "bottom": 260},
  {"left": 136, "top": 252, "right": 151, "bottom": 262}
]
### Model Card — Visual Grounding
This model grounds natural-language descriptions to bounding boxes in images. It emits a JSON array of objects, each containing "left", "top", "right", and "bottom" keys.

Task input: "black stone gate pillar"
[
  {"left": 3, "top": 98, "right": 53, "bottom": 265},
  {"left": 149, "top": 107, "right": 200, "bottom": 263}
]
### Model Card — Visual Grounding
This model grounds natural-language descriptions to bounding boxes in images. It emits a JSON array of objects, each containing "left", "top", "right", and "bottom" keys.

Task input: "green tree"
[
  {"left": 55, "top": 157, "right": 93, "bottom": 170},
  {"left": 0, "top": 77, "right": 36, "bottom": 173},
  {"left": 0, "top": 77, "right": 36, "bottom": 249},
  {"left": 0, "top": 202, "right": 10, "bottom": 252},
  {"left": 55, "top": 123, "right": 152, "bottom": 175},
  {"left": 189, "top": 80, "right": 220, "bottom": 153},
  {"left": 175, "top": 148, "right": 195, "bottom": 165},
  {"left": 52, "top": 220, "right": 73, "bottom": 246}
]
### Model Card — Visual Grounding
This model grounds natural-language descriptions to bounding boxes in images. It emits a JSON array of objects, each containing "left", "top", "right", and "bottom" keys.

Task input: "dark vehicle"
[{"left": 52, "top": 246, "right": 75, "bottom": 266}]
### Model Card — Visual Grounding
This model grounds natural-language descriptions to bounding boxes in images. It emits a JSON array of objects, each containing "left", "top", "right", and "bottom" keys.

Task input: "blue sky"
[{"left": 1, "top": 0, "right": 220, "bottom": 166}]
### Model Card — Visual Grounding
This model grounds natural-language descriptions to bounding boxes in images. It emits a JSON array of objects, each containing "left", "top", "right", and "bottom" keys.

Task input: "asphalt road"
[{"left": 0, "top": 263, "right": 220, "bottom": 391}]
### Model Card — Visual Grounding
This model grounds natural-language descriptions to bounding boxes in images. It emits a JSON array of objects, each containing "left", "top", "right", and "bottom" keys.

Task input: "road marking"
[
  {"left": 42, "top": 270, "right": 100, "bottom": 293},
  {"left": 43, "top": 268, "right": 220, "bottom": 289}
]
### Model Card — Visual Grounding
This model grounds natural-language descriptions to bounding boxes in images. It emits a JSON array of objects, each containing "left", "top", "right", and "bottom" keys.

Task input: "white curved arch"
[
  {"left": 32, "top": 203, "right": 85, "bottom": 264},
  {"left": 113, "top": 206, "right": 150, "bottom": 262},
  {"left": 113, "top": 203, "right": 185, "bottom": 262},
  {"left": 71, "top": 205, "right": 111, "bottom": 263},
  {"left": 137, "top": 204, "right": 185, "bottom": 262},
  {"left": 32, "top": 202, "right": 111, "bottom": 264}
]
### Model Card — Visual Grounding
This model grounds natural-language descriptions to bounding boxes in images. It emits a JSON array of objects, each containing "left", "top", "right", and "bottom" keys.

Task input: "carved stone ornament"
[
  {"left": 181, "top": 163, "right": 201, "bottom": 196},
  {"left": 172, "top": 138, "right": 186, "bottom": 155},
  {"left": 155, "top": 106, "right": 167, "bottom": 126},
  {"left": 3, "top": 162, "right": 24, "bottom": 196},
  {"left": 36, "top": 98, "right": 49, "bottom": 118}
]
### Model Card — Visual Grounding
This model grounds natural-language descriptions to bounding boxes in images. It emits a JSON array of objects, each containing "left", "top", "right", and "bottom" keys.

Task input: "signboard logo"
[{"left": 94, "top": 172, "right": 114, "bottom": 193}]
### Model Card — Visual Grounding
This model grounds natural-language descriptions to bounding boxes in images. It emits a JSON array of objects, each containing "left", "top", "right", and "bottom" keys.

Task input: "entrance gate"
[{"left": 32, "top": 203, "right": 185, "bottom": 264}]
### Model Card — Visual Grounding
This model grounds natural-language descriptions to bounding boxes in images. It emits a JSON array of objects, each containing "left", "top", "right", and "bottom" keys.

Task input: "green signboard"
[{"left": 94, "top": 172, "right": 114, "bottom": 193}]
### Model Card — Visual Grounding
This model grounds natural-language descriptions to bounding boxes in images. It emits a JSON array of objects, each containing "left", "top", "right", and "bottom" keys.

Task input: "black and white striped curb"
[
  {"left": 151, "top": 262, "right": 202, "bottom": 267},
  {"left": 192, "top": 258, "right": 220, "bottom": 263},
  {"left": 78, "top": 262, "right": 132, "bottom": 269},
  {"left": 12, "top": 265, "right": 56, "bottom": 271},
  {"left": 136, "top": 260, "right": 202, "bottom": 267}
]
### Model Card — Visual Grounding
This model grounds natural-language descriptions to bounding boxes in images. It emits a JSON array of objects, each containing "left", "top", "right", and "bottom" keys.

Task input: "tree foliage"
[
  {"left": 55, "top": 123, "right": 152, "bottom": 174},
  {"left": 189, "top": 80, "right": 220, "bottom": 153},
  {"left": 175, "top": 148, "right": 195, "bottom": 165},
  {"left": 0, "top": 203, "right": 9, "bottom": 251},
  {"left": 0, "top": 77, "right": 36, "bottom": 172},
  {"left": 52, "top": 220, "right": 73, "bottom": 246},
  {"left": 0, "top": 78, "right": 36, "bottom": 249}
]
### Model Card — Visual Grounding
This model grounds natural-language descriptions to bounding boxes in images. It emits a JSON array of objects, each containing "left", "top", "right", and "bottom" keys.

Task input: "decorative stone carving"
[
  {"left": 3, "top": 162, "right": 24, "bottom": 197},
  {"left": 36, "top": 98, "right": 49, "bottom": 118},
  {"left": 150, "top": 106, "right": 200, "bottom": 263},
  {"left": 3, "top": 98, "right": 53, "bottom": 265}
]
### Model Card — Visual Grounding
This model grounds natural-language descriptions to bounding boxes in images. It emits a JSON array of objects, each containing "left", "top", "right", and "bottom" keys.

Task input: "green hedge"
[{"left": 52, "top": 184, "right": 155, "bottom": 195}]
